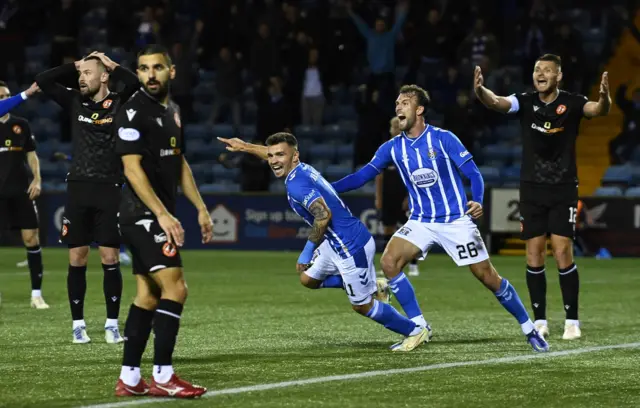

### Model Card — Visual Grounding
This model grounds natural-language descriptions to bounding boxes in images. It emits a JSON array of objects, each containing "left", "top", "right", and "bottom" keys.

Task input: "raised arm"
[
  {"left": 346, "top": 3, "right": 372, "bottom": 39},
  {"left": 583, "top": 72, "right": 611, "bottom": 118},
  {"left": 473, "top": 65, "right": 513, "bottom": 114},
  {"left": 35, "top": 62, "right": 80, "bottom": 108},
  {"left": 217, "top": 137, "right": 268, "bottom": 160},
  {"left": 181, "top": 157, "right": 213, "bottom": 244},
  {"left": 88, "top": 51, "right": 140, "bottom": 100}
]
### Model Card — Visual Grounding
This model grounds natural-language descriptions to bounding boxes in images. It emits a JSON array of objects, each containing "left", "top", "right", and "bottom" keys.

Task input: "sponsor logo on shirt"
[
  {"left": 410, "top": 168, "right": 438, "bottom": 188},
  {"left": 530, "top": 123, "right": 564, "bottom": 134},
  {"left": 77, "top": 114, "right": 113, "bottom": 125}
]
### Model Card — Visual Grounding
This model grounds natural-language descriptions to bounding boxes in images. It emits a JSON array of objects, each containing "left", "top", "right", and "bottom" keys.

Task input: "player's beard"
[
  {"left": 400, "top": 115, "right": 415, "bottom": 132},
  {"left": 80, "top": 83, "right": 99, "bottom": 98},
  {"left": 144, "top": 80, "right": 170, "bottom": 101}
]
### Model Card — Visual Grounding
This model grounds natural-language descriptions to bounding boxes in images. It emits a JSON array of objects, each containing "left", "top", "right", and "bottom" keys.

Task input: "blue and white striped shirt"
[
  {"left": 286, "top": 163, "right": 372, "bottom": 258},
  {"left": 370, "top": 125, "right": 471, "bottom": 223}
]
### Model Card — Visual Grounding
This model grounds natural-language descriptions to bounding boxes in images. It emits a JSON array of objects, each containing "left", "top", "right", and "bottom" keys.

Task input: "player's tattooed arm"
[{"left": 308, "top": 198, "right": 332, "bottom": 244}]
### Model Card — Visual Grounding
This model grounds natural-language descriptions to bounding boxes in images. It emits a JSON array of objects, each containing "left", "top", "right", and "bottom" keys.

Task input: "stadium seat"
[
  {"left": 192, "top": 103, "right": 212, "bottom": 122},
  {"left": 212, "top": 164, "right": 239, "bottom": 181},
  {"left": 189, "top": 163, "right": 214, "bottom": 184},
  {"left": 239, "top": 125, "right": 256, "bottom": 139},
  {"left": 270, "top": 181, "right": 286, "bottom": 193},
  {"left": 184, "top": 124, "right": 210, "bottom": 142},
  {"left": 335, "top": 104, "right": 357, "bottom": 121},
  {"left": 594, "top": 186, "right": 623, "bottom": 196},
  {"left": 501, "top": 165, "right": 521, "bottom": 182},
  {"left": 323, "top": 124, "right": 346, "bottom": 144},
  {"left": 198, "top": 70, "right": 216, "bottom": 82},
  {"left": 295, "top": 124, "right": 323, "bottom": 142},
  {"left": 311, "top": 144, "right": 336, "bottom": 162},
  {"left": 478, "top": 166, "right": 501, "bottom": 186},
  {"left": 324, "top": 164, "right": 351, "bottom": 180},
  {"left": 361, "top": 181, "right": 376, "bottom": 194},
  {"left": 625, "top": 186, "right": 640, "bottom": 197},
  {"left": 482, "top": 144, "right": 512, "bottom": 161},
  {"left": 309, "top": 160, "right": 330, "bottom": 173},
  {"left": 212, "top": 124, "right": 235, "bottom": 139},
  {"left": 336, "top": 144, "right": 354, "bottom": 159},
  {"left": 601, "top": 165, "right": 632, "bottom": 184},
  {"left": 630, "top": 146, "right": 640, "bottom": 164}
]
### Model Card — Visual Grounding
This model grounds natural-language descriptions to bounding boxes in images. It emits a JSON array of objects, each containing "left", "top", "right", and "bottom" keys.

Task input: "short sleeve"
[
  {"left": 288, "top": 177, "right": 323, "bottom": 212},
  {"left": 442, "top": 131, "right": 472, "bottom": 168},
  {"left": 512, "top": 92, "right": 531, "bottom": 117},
  {"left": 24, "top": 123, "right": 36, "bottom": 152},
  {"left": 369, "top": 140, "right": 394, "bottom": 172},
  {"left": 572, "top": 93, "right": 589, "bottom": 119},
  {"left": 115, "top": 106, "right": 146, "bottom": 156}
]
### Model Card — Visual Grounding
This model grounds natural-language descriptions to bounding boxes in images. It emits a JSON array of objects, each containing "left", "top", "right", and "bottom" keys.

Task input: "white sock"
[
  {"left": 566, "top": 319, "right": 580, "bottom": 327},
  {"left": 521, "top": 319, "right": 535, "bottom": 335},
  {"left": 409, "top": 264, "right": 419, "bottom": 273},
  {"left": 534, "top": 319, "right": 548, "bottom": 327},
  {"left": 31, "top": 290, "right": 42, "bottom": 298},
  {"left": 409, "top": 325, "right": 423, "bottom": 336},
  {"left": 411, "top": 315, "right": 427, "bottom": 328},
  {"left": 153, "top": 365, "right": 174, "bottom": 384},
  {"left": 72, "top": 319, "right": 86, "bottom": 330},
  {"left": 105, "top": 318, "right": 119, "bottom": 328},
  {"left": 120, "top": 366, "right": 141, "bottom": 387}
]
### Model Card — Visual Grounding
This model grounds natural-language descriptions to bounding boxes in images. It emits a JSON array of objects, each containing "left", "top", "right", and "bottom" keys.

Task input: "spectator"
[
  {"left": 457, "top": 17, "right": 499, "bottom": 68},
  {"left": 443, "top": 90, "right": 480, "bottom": 157},
  {"left": 170, "top": 20, "right": 203, "bottom": 123},
  {"left": 250, "top": 23, "right": 281, "bottom": 89},
  {"left": 135, "top": 6, "right": 161, "bottom": 48},
  {"left": 0, "top": 0, "right": 26, "bottom": 84},
  {"left": 256, "top": 77, "right": 291, "bottom": 142},
  {"left": 609, "top": 84, "right": 640, "bottom": 164},
  {"left": 551, "top": 22, "right": 585, "bottom": 92},
  {"left": 347, "top": 0, "right": 408, "bottom": 107},
  {"left": 218, "top": 146, "right": 271, "bottom": 192},
  {"left": 353, "top": 85, "right": 387, "bottom": 169},
  {"left": 209, "top": 46, "right": 243, "bottom": 130},
  {"left": 284, "top": 31, "right": 310, "bottom": 123},
  {"left": 414, "top": 8, "right": 449, "bottom": 84},
  {"left": 49, "top": 0, "right": 82, "bottom": 67},
  {"left": 301, "top": 48, "right": 328, "bottom": 126}
]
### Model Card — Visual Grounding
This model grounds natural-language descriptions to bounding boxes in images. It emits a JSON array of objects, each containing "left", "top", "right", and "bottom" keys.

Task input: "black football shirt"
[{"left": 0, "top": 115, "right": 36, "bottom": 196}]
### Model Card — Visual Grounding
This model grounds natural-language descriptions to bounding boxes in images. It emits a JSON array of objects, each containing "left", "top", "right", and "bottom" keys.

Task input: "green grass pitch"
[{"left": 1, "top": 248, "right": 639, "bottom": 407}]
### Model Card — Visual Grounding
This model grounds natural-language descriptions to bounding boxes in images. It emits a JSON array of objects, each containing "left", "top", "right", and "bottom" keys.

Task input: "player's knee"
[
  {"left": 552, "top": 243, "right": 573, "bottom": 267},
  {"left": 69, "top": 246, "right": 89, "bottom": 266},
  {"left": 380, "top": 253, "right": 401, "bottom": 277},
  {"left": 21, "top": 229, "right": 39, "bottom": 247},
  {"left": 352, "top": 299, "right": 374, "bottom": 316},
  {"left": 299, "top": 273, "right": 322, "bottom": 289},
  {"left": 526, "top": 245, "right": 546, "bottom": 266},
  {"left": 135, "top": 293, "right": 159, "bottom": 310},
  {"left": 469, "top": 260, "right": 500, "bottom": 290},
  {"left": 98, "top": 247, "right": 119, "bottom": 265},
  {"left": 162, "top": 278, "right": 188, "bottom": 304}
]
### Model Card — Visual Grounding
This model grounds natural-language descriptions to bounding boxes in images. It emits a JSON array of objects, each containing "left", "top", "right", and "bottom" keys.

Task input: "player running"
[
  {"left": 35, "top": 51, "right": 139, "bottom": 344},
  {"left": 474, "top": 54, "right": 611, "bottom": 340},
  {"left": 331, "top": 84, "right": 549, "bottom": 352},
  {"left": 219, "top": 132, "right": 431, "bottom": 352}
]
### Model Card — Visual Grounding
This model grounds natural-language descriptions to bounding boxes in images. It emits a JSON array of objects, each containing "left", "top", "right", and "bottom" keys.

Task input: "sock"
[
  {"left": 559, "top": 263, "right": 579, "bottom": 320},
  {"left": 153, "top": 299, "right": 183, "bottom": 368},
  {"left": 526, "top": 265, "right": 547, "bottom": 321},
  {"left": 26, "top": 245, "right": 43, "bottom": 292},
  {"left": 72, "top": 319, "right": 86, "bottom": 330},
  {"left": 103, "top": 263, "right": 123, "bottom": 320},
  {"left": 319, "top": 274, "right": 344, "bottom": 288},
  {"left": 388, "top": 272, "right": 425, "bottom": 323},
  {"left": 494, "top": 278, "right": 533, "bottom": 334},
  {"left": 67, "top": 265, "right": 87, "bottom": 321},
  {"left": 31, "top": 289, "right": 41, "bottom": 297},
  {"left": 366, "top": 299, "right": 418, "bottom": 336},
  {"left": 120, "top": 366, "right": 141, "bottom": 387},
  {"left": 105, "top": 318, "right": 119, "bottom": 329},
  {"left": 153, "top": 365, "right": 175, "bottom": 384},
  {"left": 408, "top": 259, "right": 419, "bottom": 274},
  {"left": 122, "top": 304, "right": 155, "bottom": 368}
]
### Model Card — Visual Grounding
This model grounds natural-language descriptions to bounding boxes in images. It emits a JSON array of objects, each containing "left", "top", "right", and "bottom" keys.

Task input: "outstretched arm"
[
  {"left": 331, "top": 164, "right": 380, "bottom": 193},
  {"left": 473, "top": 65, "right": 514, "bottom": 114},
  {"left": 217, "top": 137, "right": 268, "bottom": 160},
  {"left": 583, "top": 72, "right": 611, "bottom": 118}
]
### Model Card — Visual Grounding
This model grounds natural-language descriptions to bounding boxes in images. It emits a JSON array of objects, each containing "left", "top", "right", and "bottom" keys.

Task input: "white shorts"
[
  {"left": 393, "top": 217, "right": 489, "bottom": 266},
  {"left": 305, "top": 238, "right": 377, "bottom": 305}
]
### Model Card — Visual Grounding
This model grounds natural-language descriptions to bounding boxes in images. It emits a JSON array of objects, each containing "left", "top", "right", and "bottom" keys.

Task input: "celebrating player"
[
  {"left": 474, "top": 54, "right": 611, "bottom": 340},
  {"left": 0, "top": 82, "right": 40, "bottom": 117},
  {"left": 331, "top": 84, "right": 549, "bottom": 352},
  {"left": 218, "top": 133, "right": 432, "bottom": 352},
  {"left": 35, "top": 51, "right": 140, "bottom": 344},
  {"left": 0, "top": 81, "right": 48, "bottom": 309},
  {"left": 114, "top": 45, "right": 212, "bottom": 398}
]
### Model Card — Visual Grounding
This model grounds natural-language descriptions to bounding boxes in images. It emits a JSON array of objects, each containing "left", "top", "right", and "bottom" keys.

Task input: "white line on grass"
[{"left": 80, "top": 342, "right": 640, "bottom": 408}]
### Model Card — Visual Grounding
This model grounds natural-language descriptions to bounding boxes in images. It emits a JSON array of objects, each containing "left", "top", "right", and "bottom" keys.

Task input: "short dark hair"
[
  {"left": 536, "top": 53, "right": 562, "bottom": 68},
  {"left": 137, "top": 44, "right": 173, "bottom": 66},
  {"left": 82, "top": 56, "right": 107, "bottom": 72},
  {"left": 265, "top": 132, "right": 298, "bottom": 149},
  {"left": 399, "top": 84, "right": 431, "bottom": 112},
  {"left": 0, "top": 80, "right": 7, "bottom": 88}
]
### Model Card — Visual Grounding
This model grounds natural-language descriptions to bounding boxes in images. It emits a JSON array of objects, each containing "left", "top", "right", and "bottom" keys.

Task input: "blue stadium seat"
[
  {"left": 312, "top": 144, "right": 336, "bottom": 162},
  {"left": 336, "top": 144, "right": 354, "bottom": 160},
  {"left": 270, "top": 181, "right": 286, "bottom": 193},
  {"left": 184, "top": 124, "right": 210, "bottom": 141},
  {"left": 594, "top": 186, "right": 623, "bottom": 196},
  {"left": 212, "top": 164, "right": 239, "bottom": 181},
  {"left": 630, "top": 146, "right": 640, "bottom": 164},
  {"left": 295, "top": 124, "right": 323, "bottom": 142},
  {"left": 501, "top": 165, "right": 521, "bottom": 182},
  {"left": 189, "top": 163, "right": 214, "bottom": 184},
  {"left": 631, "top": 166, "right": 640, "bottom": 185},
  {"left": 361, "top": 181, "right": 376, "bottom": 194},
  {"left": 39, "top": 160, "right": 59, "bottom": 178},
  {"left": 601, "top": 165, "right": 632, "bottom": 184},
  {"left": 478, "top": 166, "right": 501, "bottom": 186},
  {"left": 198, "top": 70, "right": 216, "bottom": 82},
  {"left": 212, "top": 124, "right": 235, "bottom": 139},
  {"left": 323, "top": 124, "right": 347, "bottom": 144},
  {"left": 192, "top": 103, "right": 212, "bottom": 122},
  {"left": 625, "top": 186, "right": 640, "bottom": 197},
  {"left": 243, "top": 101, "right": 257, "bottom": 123},
  {"left": 309, "top": 160, "right": 330, "bottom": 173},
  {"left": 239, "top": 125, "right": 256, "bottom": 139},
  {"left": 482, "top": 144, "right": 512, "bottom": 161},
  {"left": 335, "top": 104, "right": 357, "bottom": 121},
  {"left": 324, "top": 164, "right": 351, "bottom": 180},
  {"left": 199, "top": 183, "right": 226, "bottom": 194}
]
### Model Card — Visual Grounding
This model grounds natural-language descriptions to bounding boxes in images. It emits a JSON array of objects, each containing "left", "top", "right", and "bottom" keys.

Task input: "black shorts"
[
  {"left": 61, "top": 181, "right": 121, "bottom": 248},
  {"left": 0, "top": 193, "right": 39, "bottom": 230},
  {"left": 120, "top": 216, "right": 183, "bottom": 275},
  {"left": 381, "top": 192, "right": 408, "bottom": 227},
  {"left": 519, "top": 182, "right": 578, "bottom": 240}
]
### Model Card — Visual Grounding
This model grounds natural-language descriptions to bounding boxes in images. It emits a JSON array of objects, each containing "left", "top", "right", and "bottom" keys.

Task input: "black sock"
[
  {"left": 103, "top": 263, "right": 123, "bottom": 320},
  {"left": 526, "top": 265, "right": 547, "bottom": 321},
  {"left": 153, "top": 299, "right": 184, "bottom": 366},
  {"left": 559, "top": 263, "right": 579, "bottom": 320},
  {"left": 122, "top": 304, "right": 155, "bottom": 367},
  {"left": 410, "top": 258, "right": 417, "bottom": 266},
  {"left": 67, "top": 265, "right": 87, "bottom": 321},
  {"left": 26, "top": 245, "right": 43, "bottom": 291}
]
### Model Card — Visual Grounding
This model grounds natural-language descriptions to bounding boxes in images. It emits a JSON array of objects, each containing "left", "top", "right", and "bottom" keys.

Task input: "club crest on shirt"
[
  {"left": 411, "top": 168, "right": 438, "bottom": 188},
  {"left": 428, "top": 148, "right": 437, "bottom": 159},
  {"left": 103, "top": 99, "right": 113, "bottom": 109},
  {"left": 556, "top": 104, "right": 567, "bottom": 115},
  {"left": 12, "top": 125, "right": 21, "bottom": 134}
]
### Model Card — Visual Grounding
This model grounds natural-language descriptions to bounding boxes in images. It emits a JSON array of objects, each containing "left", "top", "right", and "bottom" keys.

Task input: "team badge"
[
  {"left": 103, "top": 99, "right": 113, "bottom": 109},
  {"left": 12, "top": 125, "right": 22, "bottom": 134},
  {"left": 556, "top": 104, "right": 567, "bottom": 115},
  {"left": 174, "top": 112, "right": 181, "bottom": 128},
  {"left": 428, "top": 148, "right": 437, "bottom": 159},
  {"left": 162, "top": 242, "right": 177, "bottom": 257}
]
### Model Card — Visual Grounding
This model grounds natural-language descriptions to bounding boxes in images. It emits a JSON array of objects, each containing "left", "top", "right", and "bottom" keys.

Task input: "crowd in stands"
[{"left": 0, "top": 0, "right": 633, "bottom": 194}]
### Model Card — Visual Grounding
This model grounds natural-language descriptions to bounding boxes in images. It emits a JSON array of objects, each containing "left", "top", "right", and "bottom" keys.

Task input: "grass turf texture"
[{"left": 0, "top": 248, "right": 639, "bottom": 408}]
